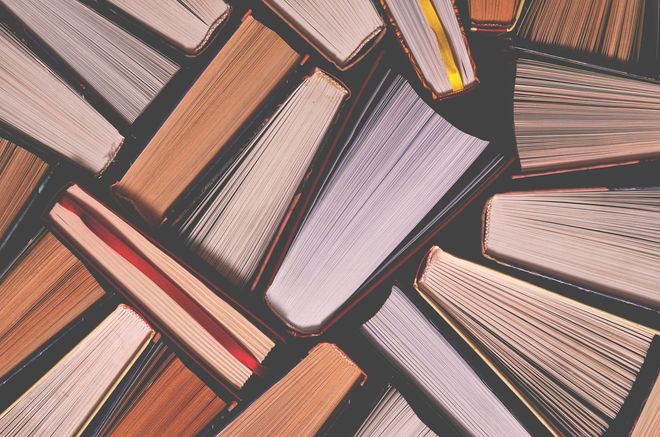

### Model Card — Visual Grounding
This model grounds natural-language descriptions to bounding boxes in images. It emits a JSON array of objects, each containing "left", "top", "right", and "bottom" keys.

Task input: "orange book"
[{"left": 113, "top": 16, "right": 303, "bottom": 225}]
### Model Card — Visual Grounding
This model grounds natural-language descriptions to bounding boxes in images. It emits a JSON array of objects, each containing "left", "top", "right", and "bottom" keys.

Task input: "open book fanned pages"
[
  {"left": 0, "top": 26, "right": 123, "bottom": 176},
  {"left": 517, "top": 0, "right": 648, "bottom": 65},
  {"left": 483, "top": 188, "right": 660, "bottom": 309},
  {"left": 381, "top": 0, "right": 477, "bottom": 99},
  {"left": 114, "top": 16, "right": 302, "bottom": 225},
  {"left": 105, "top": 0, "right": 231, "bottom": 54},
  {"left": 48, "top": 185, "right": 276, "bottom": 395},
  {"left": 355, "top": 386, "right": 437, "bottom": 437},
  {"left": 94, "top": 342, "right": 228, "bottom": 436},
  {"left": 0, "top": 305, "right": 155, "bottom": 436},
  {"left": 467, "top": 0, "right": 525, "bottom": 32},
  {"left": 361, "top": 285, "right": 530, "bottom": 436},
  {"left": 2, "top": 0, "right": 179, "bottom": 124},
  {"left": 0, "top": 138, "right": 48, "bottom": 242},
  {"left": 178, "top": 69, "right": 349, "bottom": 289},
  {"left": 514, "top": 57, "right": 660, "bottom": 174},
  {"left": 416, "top": 247, "right": 660, "bottom": 436},
  {"left": 0, "top": 232, "right": 104, "bottom": 382},
  {"left": 265, "top": 71, "right": 490, "bottom": 335},
  {"left": 219, "top": 343, "right": 365, "bottom": 436},
  {"left": 262, "top": 0, "right": 384, "bottom": 69}
]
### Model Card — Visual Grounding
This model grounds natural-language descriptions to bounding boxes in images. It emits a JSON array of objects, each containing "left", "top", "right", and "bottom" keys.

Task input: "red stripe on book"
[{"left": 58, "top": 192, "right": 264, "bottom": 376}]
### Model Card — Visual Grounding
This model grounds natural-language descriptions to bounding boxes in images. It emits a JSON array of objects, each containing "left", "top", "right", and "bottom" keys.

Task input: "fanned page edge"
[
  {"left": 380, "top": 0, "right": 479, "bottom": 99},
  {"left": 0, "top": 305, "right": 155, "bottom": 434},
  {"left": 413, "top": 248, "right": 560, "bottom": 437},
  {"left": 187, "top": 4, "right": 232, "bottom": 56},
  {"left": 261, "top": 0, "right": 386, "bottom": 70}
]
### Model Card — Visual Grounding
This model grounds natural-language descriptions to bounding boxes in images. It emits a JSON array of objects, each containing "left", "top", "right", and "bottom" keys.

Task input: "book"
[
  {"left": 0, "top": 231, "right": 105, "bottom": 382},
  {"left": 381, "top": 0, "right": 477, "bottom": 99},
  {"left": 415, "top": 247, "right": 660, "bottom": 436},
  {"left": 468, "top": 0, "right": 525, "bottom": 32},
  {"left": 483, "top": 188, "right": 660, "bottom": 310},
  {"left": 516, "top": 0, "right": 651, "bottom": 66},
  {"left": 262, "top": 0, "right": 384, "bottom": 69},
  {"left": 631, "top": 372, "right": 660, "bottom": 436},
  {"left": 354, "top": 385, "right": 436, "bottom": 437},
  {"left": 177, "top": 69, "right": 349, "bottom": 289},
  {"left": 361, "top": 285, "right": 530, "bottom": 436},
  {"left": 114, "top": 16, "right": 303, "bottom": 225},
  {"left": 104, "top": 0, "right": 231, "bottom": 55},
  {"left": 0, "top": 25, "right": 123, "bottom": 176},
  {"left": 0, "top": 138, "right": 49, "bottom": 242},
  {"left": 513, "top": 56, "right": 660, "bottom": 175},
  {"left": 3, "top": 0, "right": 179, "bottom": 124},
  {"left": 93, "top": 342, "right": 228, "bottom": 436},
  {"left": 219, "top": 343, "right": 365, "bottom": 436},
  {"left": 48, "top": 184, "right": 277, "bottom": 397},
  {"left": 265, "top": 70, "right": 501, "bottom": 335},
  {"left": 0, "top": 305, "right": 155, "bottom": 435}
]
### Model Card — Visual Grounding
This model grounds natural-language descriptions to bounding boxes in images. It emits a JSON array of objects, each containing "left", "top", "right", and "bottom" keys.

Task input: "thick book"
[
  {"left": 265, "top": 69, "right": 512, "bottom": 336},
  {"left": 47, "top": 184, "right": 280, "bottom": 399},
  {"left": 102, "top": 0, "right": 231, "bottom": 55},
  {"left": 512, "top": 54, "right": 660, "bottom": 176},
  {"left": 113, "top": 15, "right": 304, "bottom": 226},
  {"left": 467, "top": 0, "right": 525, "bottom": 33},
  {"left": 218, "top": 343, "right": 366, "bottom": 436},
  {"left": 91, "top": 341, "right": 229, "bottom": 436},
  {"left": 2, "top": 0, "right": 179, "bottom": 124},
  {"left": 380, "top": 0, "right": 478, "bottom": 99},
  {"left": 262, "top": 0, "right": 385, "bottom": 70},
  {"left": 0, "top": 231, "right": 105, "bottom": 385},
  {"left": 482, "top": 188, "right": 660, "bottom": 312},
  {"left": 361, "top": 285, "right": 531, "bottom": 436},
  {"left": 0, "top": 137, "right": 49, "bottom": 244},
  {"left": 514, "top": 0, "right": 659, "bottom": 75},
  {"left": 415, "top": 247, "right": 660, "bottom": 436},
  {"left": 175, "top": 68, "right": 349, "bottom": 290},
  {"left": 0, "top": 25, "right": 123, "bottom": 176},
  {"left": 0, "top": 305, "right": 155, "bottom": 435},
  {"left": 354, "top": 385, "right": 436, "bottom": 437}
]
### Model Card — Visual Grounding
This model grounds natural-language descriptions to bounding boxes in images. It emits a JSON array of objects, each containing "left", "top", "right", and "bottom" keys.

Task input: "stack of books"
[{"left": 0, "top": 0, "right": 658, "bottom": 435}]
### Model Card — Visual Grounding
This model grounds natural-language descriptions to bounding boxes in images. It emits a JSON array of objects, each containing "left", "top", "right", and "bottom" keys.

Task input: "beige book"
[
  {"left": 49, "top": 185, "right": 275, "bottom": 390},
  {"left": 0, "top": 232, "right": 104, "bottom": 379},
  {"left": 219, "top": 343, "right": 365, "bottom": 436},
  {"left": 114, "top": 16, "right": 302, "bottom": 225},
  {"left": 0, "top": 25, "right": 123, "bottom": 176},
  {"left": 178, "top": 69, "right": 348, "bottom": 288},
  {"left": 2, "top": 0, "right": 179, "bottom": 123},
  {"left": 483, "top": 188, "right": 660, "bottom": 309},
  {"left": 416, "top": 247, "right": 658, "bottom": 436},
  {"left": 106, "top": 0, "right": 231, "bottom": 54},
  {"left": 0, "top": 305, "right": 155, "bottom": 436},
  {"left": 263, "top": 0, "right": 384, "bottom": 69},
  {"left": 0, "top": 138, "right": 49, "bottom": 240}
]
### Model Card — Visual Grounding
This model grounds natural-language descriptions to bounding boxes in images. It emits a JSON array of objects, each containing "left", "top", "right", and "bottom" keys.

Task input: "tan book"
[
  {"left": 0, "top": 25, "right": 123, "bottom": 176},
  {"left": 105, "top": 0, "right": 231, "bottom": 54},
  {"left": 0, "top": 305, "right": 155, "bottom": 436},
  {"left": 114, "top": 16, "right": 302, "bottom": 225},
  {"left": 468, "top": 0, "right": 525, "bottom": 32},
  {"left": 381, "top": 0, "right": 478, "bottom": 99},
  {"left": 631, "top": 372, "right": 660, "bottom": 437},
  {"left": 483, "top": 188, "right": 660, "bottom": 309},
  {"left": 219, "top": 343, "right": 365, "bottom": 436},
  {"left": 416, "top": 247, "right": 659, "bottom": 436},
  {"left": 262, "top": 0, "right": 384, "bottom": 69},
  {"left": 0, "top": 138, "right": 49, "bottom": 241},
  {"left": 48, "top": 184, "right": 277, "bottom": 395},
  {"left": 0, "top": 231, "right": 104, "bottom": 380},
  {"left": 100, "top": 344, "right": 228, "bottom": 436}
]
